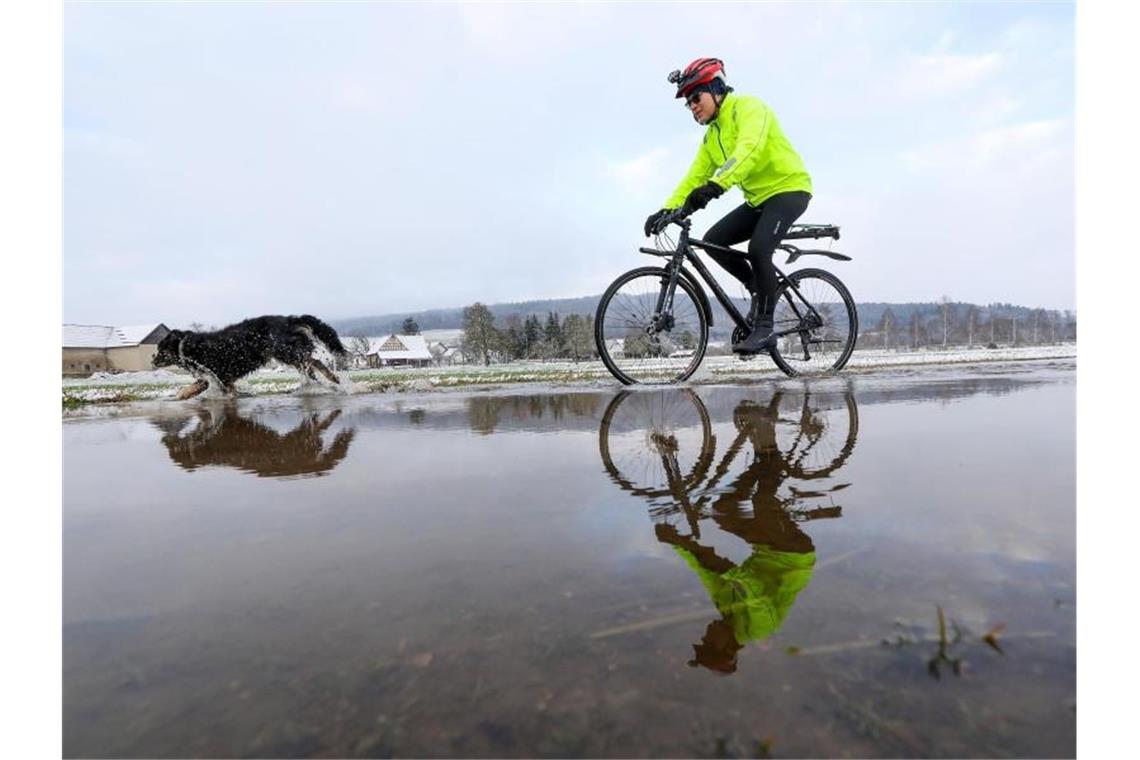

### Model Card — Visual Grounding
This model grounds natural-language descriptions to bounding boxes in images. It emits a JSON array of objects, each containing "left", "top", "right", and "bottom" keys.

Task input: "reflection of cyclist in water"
[
  {"left": 653, "top": 397, "right": 824, "bottom": 674},
  {"left": 152, "top": 405, "right": 355, "bottom": 478},
  {"left": 598, "top": 387, "right": 856, "bottom": 673}
]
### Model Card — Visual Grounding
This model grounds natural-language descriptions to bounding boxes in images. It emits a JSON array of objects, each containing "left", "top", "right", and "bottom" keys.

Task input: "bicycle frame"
[{"left": 640, "top": 221, "right": 824, "bottom": 342}]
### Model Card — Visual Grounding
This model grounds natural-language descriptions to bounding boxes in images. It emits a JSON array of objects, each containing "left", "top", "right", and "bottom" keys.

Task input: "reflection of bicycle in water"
[
  {"left": 151, "top": 404, "right": 356, "bottom": 479},
  {"left": 598, "top": 387, "right": 859, "bottom": 673},
  {"left": 599, "top": 387, "right": 858, "bottom": 529}
]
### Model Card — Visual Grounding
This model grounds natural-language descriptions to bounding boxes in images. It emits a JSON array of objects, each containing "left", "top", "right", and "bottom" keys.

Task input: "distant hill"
[
  {"left": 333, "top": 297, "right": 603, "bottom": 337},
  {"left": 332, "top": 296, "right": 1073, "bottom": 342}
]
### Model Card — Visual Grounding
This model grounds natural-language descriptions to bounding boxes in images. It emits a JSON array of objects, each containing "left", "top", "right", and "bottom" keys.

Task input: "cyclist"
[{"left": 644, "top": 58, "right": 813, "bottom": 354}]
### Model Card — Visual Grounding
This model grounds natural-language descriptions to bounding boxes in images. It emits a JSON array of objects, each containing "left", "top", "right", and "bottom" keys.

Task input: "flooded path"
[{"left": 64, "top": 361, "right": 1076, "bottom": 757}]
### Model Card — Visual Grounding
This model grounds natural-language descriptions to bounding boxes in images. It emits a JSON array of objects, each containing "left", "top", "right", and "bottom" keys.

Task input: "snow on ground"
[
  {"left": 79, "top": 369, "right": 190, "bottom": 385},
  {"left": 62, "top": 343, "right": 1075, "bottom": 407}
]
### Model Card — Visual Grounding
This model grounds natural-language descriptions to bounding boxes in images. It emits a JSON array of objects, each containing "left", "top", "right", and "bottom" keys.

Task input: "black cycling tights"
[{"left": 702, "top": 191, "right": 811, "bottom": 316}]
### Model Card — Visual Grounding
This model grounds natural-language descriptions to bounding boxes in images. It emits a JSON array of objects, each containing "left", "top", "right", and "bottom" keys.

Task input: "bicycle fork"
[{"left": 649, "top": 261, "right": 684, "bottom": 334}]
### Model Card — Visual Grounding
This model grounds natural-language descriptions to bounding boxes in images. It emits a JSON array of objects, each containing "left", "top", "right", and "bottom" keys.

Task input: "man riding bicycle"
[{"left": 645, "top": 58, "right": 813, "bottom": 354}]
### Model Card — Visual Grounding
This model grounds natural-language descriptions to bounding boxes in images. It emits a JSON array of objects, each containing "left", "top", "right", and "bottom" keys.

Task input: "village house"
[
  {"left": 436, "top": 345, "right": 466, "bottom": 366},
  {"left": 419, "top": 328, "right": 466, "bottom": 366},
  {"left": 366, "top": 334, "right": 433, "bottom": 368},
  {"left": 62, "top": 323, "right": 170, "bottom": 376}
]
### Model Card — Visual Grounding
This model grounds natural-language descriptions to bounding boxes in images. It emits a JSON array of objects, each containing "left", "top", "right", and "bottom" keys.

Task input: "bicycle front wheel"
[
  {"left": 770, "top": 268, "right": 858, "bottom": 376},
  {"left": 598, "top": 388, "right": 715, "bottom": 500},
  {"left": 595, "top": 266, "right": 709, "bottom": 385}
]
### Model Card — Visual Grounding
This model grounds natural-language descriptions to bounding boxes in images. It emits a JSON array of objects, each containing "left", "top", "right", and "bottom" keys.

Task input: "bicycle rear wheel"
[
  {"left": 772, "top": 389, "right": 860, "bottom": 478},
  {"left": 769, "top": 268, "right": 858, "bottom": 376},
  {"left": 595, "top": 266, "right": 709, "bottom": 385}
]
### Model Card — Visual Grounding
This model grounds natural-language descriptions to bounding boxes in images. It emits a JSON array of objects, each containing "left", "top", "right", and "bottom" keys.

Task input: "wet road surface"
[{"left": 63, "top": 361, "right": 1076, "bottom": 757}]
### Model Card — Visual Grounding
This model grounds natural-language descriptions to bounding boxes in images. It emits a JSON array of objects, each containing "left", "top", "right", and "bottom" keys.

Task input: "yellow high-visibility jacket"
[
  {"left": 665, "top": 92, "right": 812, "bottom": 210},
  {"left": 674, "top": 542, "right": 815, "bottom": 644}
]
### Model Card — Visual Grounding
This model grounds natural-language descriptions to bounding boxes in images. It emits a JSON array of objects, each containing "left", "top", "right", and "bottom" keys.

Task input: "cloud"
[
  {"left": 901, "top": 118, "right": 1069, "bottom": 171},
  {"left": 456, "top": 2, "right": 613, "bottom": 62},
  {"left": 329, "top": 80, "right": 384, "bottom": 114},
  {"left": 606, "top": 146, "right": 671, "bottom": 189},
  {"left": 65, "top": 127, "right": 149, "bottom": 163},
  {"left": 898, "top": 51, "right": 1004, "bottom": 97},
  {"left": 829, "top": 114, "right": 1074, "bottom": 311},
  {"left": 975, "top": 119, "right": 1065, "bottom": 159}
]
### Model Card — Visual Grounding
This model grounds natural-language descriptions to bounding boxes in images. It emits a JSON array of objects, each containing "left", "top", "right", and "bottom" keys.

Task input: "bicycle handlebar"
[{"left": 653, "top": 208, "right": 692, "bottom": 235}]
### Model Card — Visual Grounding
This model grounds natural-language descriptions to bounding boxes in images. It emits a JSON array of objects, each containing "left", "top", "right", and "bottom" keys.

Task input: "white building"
[
  {"left": 604, "top": 338, "right": 625, "bottom": 359},
  {"left": 367, "top": 334, "right": 433, "bottom": 368},
  {"left": 62, "top": 323, "right": 170, "bottom": 375}
]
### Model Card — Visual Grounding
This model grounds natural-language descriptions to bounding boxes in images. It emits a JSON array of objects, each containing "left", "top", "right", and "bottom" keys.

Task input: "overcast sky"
[{"left": 63, "top": 1, "right": 1074, "bottom": 327}]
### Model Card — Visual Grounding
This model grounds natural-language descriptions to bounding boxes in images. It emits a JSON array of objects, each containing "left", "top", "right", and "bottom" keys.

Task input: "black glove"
[
  {"left": 681, "top": 181, "right": 724, "bottom": 215},
  {"left": 644, "top": 208, "right": 668, "bottom": 237}
]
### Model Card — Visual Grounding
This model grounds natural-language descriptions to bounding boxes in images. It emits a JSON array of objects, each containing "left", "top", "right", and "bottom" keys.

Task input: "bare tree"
[
  {"left": 939, "top": 296, "right": 952, "bottom": 348},
  {"left": 461, "top": 302, "right": 501, "bottom": 367},
  {"left": 878, "top": 307, "right": 896, "bottom": 350},
  {"left": 561, "top": 314, "right": 593, "bottom": 363},
  {"left": 909, "top": 311, "right": 923, "bottom": 350},
  {"left": 348, "top": 335, "right": 372, "bottom": 367},
  {"left": 429, "top": 342, "right": 447, "bottom": 367}
]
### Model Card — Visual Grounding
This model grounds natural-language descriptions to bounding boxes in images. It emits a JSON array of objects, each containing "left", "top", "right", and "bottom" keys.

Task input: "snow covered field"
[{"left": 62, "top": 343, "right": 1075, "bottom": 407}]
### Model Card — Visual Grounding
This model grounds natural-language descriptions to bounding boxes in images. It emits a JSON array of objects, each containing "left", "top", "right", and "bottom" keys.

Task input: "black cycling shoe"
[{"left": 732, "top": 318, "right": 776, "bottom": 354}]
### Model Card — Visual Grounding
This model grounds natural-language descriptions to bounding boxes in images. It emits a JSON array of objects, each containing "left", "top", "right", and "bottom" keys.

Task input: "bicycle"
[{"left": 593, "top": 210, "right": 858, "bottom": 384}]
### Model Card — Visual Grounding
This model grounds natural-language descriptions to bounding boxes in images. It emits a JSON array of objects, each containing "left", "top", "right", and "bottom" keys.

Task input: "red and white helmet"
[{"left": 669, "top": 58, "right": 727, "bottom": 99}]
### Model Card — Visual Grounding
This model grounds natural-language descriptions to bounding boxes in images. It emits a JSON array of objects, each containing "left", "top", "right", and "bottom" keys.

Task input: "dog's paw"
[{"left": 175, "top": 380, "right": 209, "bottom": 400}]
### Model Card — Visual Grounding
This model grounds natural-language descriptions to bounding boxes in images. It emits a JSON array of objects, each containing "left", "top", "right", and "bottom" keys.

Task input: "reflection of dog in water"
[
  {"left": 151, "top": 315, "right": 348, "bottom": 400},
  {"left": 153, "top": 406, "right": 355, "bottom": 478}
]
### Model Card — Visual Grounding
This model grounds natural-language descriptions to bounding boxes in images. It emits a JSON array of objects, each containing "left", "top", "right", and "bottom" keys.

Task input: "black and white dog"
[{"left": 152, "top": 315, "right": 349, "bottom": 400}]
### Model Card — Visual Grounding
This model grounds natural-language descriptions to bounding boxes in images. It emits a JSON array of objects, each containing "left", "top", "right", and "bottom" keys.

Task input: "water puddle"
[{"left": 64, "top": 364, "right": 1075, "bottom": 757}]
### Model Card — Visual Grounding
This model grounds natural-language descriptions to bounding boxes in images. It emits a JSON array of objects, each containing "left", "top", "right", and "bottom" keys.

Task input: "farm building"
[
  {"left": 604, "top": 338, "right": 625, "bottom": 359},
  {"left": 63, "top": 323, "right": 170, "bottom": 376},
  {"left": 367, "top": 334, "right": 433, "bottom": 368}
]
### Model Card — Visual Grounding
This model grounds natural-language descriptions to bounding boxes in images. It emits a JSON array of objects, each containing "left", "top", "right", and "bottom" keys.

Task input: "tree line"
[
  {"left": 460, "top": 303, "right": 598, "bottom": 366},
  {"left": 860, "top": 298, "right": 1077, "bottom": 351}
]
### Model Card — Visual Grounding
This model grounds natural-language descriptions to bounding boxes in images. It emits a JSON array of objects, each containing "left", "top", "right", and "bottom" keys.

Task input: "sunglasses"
[{"left": 685, "top": 91, "right": 706, "bottom": 108}]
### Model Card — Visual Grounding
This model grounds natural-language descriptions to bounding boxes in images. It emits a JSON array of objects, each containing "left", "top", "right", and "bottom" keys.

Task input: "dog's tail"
[{"left": 293, "top": 315, "right": 348, "bottom": 356}]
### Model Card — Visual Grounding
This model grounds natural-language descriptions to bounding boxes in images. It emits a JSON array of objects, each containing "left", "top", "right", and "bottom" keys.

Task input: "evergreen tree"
[
  {"left": 502, "top": 314, "right": 525, "bottom": 360},
  {"left": 543, "top": 311, "right": 563, "bottom": 359},
  {"left": 524, "top": 315, "right": 543, "bottom": 359}
]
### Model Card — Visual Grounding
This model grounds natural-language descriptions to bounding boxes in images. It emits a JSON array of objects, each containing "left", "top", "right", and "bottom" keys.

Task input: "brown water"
[{"left": 63, "top": 362, "right": 1076, "bottom": 758}]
